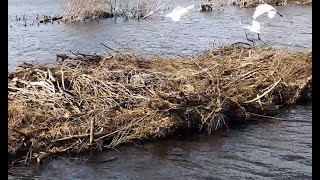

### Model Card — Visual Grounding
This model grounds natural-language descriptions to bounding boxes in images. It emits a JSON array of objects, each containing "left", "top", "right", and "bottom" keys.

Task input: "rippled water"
[
  {"left": 8, "top": 105, "right": 312, "bottom": 180},
  {"left": 8, "top": 0, "right": 311, "bottom": 70}
]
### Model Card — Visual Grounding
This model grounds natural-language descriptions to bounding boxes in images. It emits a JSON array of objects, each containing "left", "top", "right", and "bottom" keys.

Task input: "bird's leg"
[
  {"left": 257, "top": 35, "right": 268, "bottom": 46},
  {"left": 256, "top": 33, "right": 265, "bottom": 42},
  {"left": 245, "top": 31, "right": 249, "bottom": 40},
  {"left": 245, "top": 31, "right": 255, "bottom": 47},
  {"left": 245, "top": 31, "right": 252, "bottom": 42},
  {"left": 255, "top": 34, "right": 269, "bottom": 47}
]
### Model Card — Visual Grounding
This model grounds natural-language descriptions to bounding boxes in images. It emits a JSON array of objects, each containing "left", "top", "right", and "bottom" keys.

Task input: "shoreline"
[{"left": 8, "top": 45, "right": 312, "bottom": 165}]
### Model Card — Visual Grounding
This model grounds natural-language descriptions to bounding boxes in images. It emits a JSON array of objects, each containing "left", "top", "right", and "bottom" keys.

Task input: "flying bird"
[
  {"left": 253, "top": 4, "right": 283, "bottom": 19},
  {"left": 164, "top": 5, "right": 195, "bottom": 22}
]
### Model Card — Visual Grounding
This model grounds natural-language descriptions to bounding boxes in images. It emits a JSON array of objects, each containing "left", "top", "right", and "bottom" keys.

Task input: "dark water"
[
  {"left": 8, "top": 0, "right": 311, "bottom": 70},
  {"left": 8, "top": 0, "right": 312, "bottom": 179},
  {"left": 8, "top": 105, "right": 312, "bottom": 179}
]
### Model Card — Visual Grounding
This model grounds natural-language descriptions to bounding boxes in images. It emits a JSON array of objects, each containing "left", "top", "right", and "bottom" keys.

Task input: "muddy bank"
[{"left": 8, "top": 45, "right": 312, "bottom": 165}]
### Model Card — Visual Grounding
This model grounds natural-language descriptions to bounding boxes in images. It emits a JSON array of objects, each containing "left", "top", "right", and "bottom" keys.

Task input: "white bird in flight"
[
  {"left": 164, "top": 5, "right": 195, "bottom": 22},
  {"left": 253, "top": 4, "right": 283, "bottom": 19}
]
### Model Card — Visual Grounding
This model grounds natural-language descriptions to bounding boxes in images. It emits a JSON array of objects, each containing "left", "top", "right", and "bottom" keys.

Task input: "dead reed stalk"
[{"left": 61, "top": 0, "right": 166, "bottom": 21}]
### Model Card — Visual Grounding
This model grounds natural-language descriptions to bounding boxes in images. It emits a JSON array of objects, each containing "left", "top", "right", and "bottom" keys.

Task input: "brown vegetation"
[
  {"left": 61, "top": 0, "right": 166, "bottom": 21},
  {"left": 8, "top": 45, "right": 312, "bottom": 165}
]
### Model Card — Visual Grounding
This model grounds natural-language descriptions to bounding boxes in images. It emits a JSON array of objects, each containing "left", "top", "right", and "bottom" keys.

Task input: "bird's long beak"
[{"left": 277, "top": 11, "right": 283, "bottom": 17}]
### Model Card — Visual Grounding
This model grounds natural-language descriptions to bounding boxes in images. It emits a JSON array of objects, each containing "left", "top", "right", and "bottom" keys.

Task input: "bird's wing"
[
  {"left": 253, "top": 7, "right": 267, "bottom": 19},
  {"left": 165, "top": 9, "right": 180, "bottom": 18},
  {"left": 253, "top": 4, "right": 275, "bottom": 19},
  {"left": 243, "top": 26, "right": 261, "bottom": 34},
  {"left": 252, "top": 20, "right": 260, "bottom": 29},
  {"left": 263, "top": 4, "right": 276, "bottom": 11},
  {"left": 165, "top": 10, "right": 183, "bottom": 21},
  {"left": 267, "top": 11, "right": 276, "bottom": 19},
  {"left": 164, "top": 12, "right": 173, "bottom": 18},
  {"left": 243, "top": 25, "right": 250, "bottom": 30},
  {"left": 243, "top": 20, "right": 261, "bottom": 33},
  {"left": 173, "top": 6, "right": 184, "bottom": 11},
  {"left": 180, "top": 9, "right": 189, "bottom": 15},
  {"left": 171, "top": 15, "right": 181, "bottom": 21},
  {"left": 165, "top": 5, "right": 194, "bottom": 22},
  {"left": 252, "top": 29, "right": 261, "bottom": 33},
  {"left": 186, "top": 5, "right": 195, "bottom": 10}
]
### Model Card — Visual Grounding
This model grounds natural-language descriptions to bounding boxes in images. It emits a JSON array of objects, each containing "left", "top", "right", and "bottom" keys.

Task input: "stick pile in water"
[{"left": 8, "top": 45, "right": 312, "bottom": 164}]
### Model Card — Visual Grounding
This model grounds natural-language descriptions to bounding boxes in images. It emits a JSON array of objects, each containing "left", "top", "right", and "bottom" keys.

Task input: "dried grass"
[
  {"left": 8, "top": 45, "right": 312, "bottom": 164},
  {"left": 61, "top": 0, "right": 164, "bottom": 21}
]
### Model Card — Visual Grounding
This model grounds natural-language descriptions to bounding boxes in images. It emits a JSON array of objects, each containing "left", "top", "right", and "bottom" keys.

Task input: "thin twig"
[
  {"left": 244, "top": 79, "right": 281, "bottom": 103},
  {"left": 142, "top": 0, "right": 172, "bottom": 19},
  {"left": 100, "top": 43, "right": 119, "bottom": 53}
]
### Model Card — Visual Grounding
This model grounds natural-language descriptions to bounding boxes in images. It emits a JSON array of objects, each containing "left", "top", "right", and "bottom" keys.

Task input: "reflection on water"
[
  {"left": 8, "top": 0, "right": 311, "bottom": 70},
  {"left": 8, "top": 106, "right": 312, "bottom": 180}
]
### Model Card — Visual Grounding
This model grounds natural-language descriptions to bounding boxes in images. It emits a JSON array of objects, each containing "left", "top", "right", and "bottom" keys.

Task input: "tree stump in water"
[
  {"left": 200, "top": 3, "right": 213, "bottom": 11},
  {"left": 39, "top": 15, "right": 62, "bottom": 23}
]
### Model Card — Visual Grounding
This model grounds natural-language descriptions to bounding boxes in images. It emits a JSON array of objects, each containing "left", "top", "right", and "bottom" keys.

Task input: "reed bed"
[
  {"left": 61, "top": 0, "right": 165, "bottom": 21},
  {"left": 8, "top": 45, "right": 312, "bottom": 164}
]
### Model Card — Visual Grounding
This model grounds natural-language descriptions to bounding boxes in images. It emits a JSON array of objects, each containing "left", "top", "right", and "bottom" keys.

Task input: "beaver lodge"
[{"left": 8, "top": 45, "right": 312, "bottom": 165}]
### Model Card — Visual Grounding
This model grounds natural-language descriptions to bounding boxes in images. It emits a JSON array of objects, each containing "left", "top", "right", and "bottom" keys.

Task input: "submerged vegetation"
[{"left": 8, "top": 45, "right": 312, "bottom": 165}]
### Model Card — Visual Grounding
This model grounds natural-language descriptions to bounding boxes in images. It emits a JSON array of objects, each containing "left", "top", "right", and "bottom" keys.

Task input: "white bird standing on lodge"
[
  {"left": 253, "top": 4, "right": 283, "bottom": 19},
  {"left": 241, "top": 3, "right": 283, "bottom": 41},
  {"left": 242, "top": 20, "right": 262, "bottom": 39},
  {"left": 164, "top": 5, "right": 195, "bottom": 22}
]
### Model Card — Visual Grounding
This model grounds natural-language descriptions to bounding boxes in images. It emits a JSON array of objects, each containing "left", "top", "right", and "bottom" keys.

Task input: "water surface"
[
  {"left": 8, "top": 106, "right": 312, "bottom": 180},
  {"left": 8, "top": 0, "right": 312, "bottom": 70}
]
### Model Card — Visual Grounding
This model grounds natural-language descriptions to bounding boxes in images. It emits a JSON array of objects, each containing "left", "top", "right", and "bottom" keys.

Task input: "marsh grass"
[{"left": 61, "top": 0, "right": 167, "bottom": 21}]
